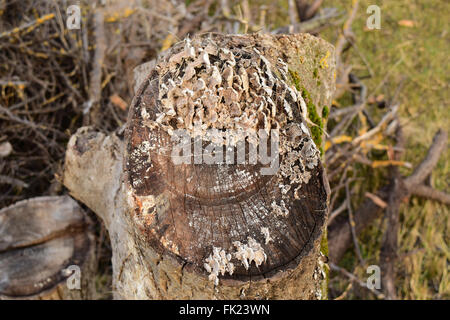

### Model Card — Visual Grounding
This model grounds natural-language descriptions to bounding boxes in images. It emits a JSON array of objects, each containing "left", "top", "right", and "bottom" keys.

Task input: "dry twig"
[{"left": 330, "top": 262, "right": 385, "bottom": 299}]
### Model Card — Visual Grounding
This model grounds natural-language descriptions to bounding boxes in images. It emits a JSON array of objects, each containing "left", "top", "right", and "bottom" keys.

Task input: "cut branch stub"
[
  {"left": 125, "top": 33, "right": 333, "bottom": 289},
  {"left": 0, "top": 196, "right": 96, "bottom": 300}
]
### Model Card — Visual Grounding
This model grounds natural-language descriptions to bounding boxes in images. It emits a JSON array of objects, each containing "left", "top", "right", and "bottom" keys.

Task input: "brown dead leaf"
[
  {"left": 110, "top": 94, "right": 128, "bottom": 111},
  {"left": 398, "top": 20, "right": 415, "bottom": 27},
  {"left": 387, "top": 145, "right": 395, "bottom": 160},
  {"left": 365, "top": 192, "right": 388, "bottom": 209},
  {"left": 368, "top": 94, "right": 385, "bottom": 104}
]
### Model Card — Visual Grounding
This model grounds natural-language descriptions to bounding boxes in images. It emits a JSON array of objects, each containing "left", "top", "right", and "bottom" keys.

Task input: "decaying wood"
[
  {"left": 0, "top": 196, "right": 96, "bottom": 300},
  {"left": 410, "top": 185, "right": 450, "bottom": 205},
  {"left": 64, "top": 33, "right": 335, "bottom": 299}
]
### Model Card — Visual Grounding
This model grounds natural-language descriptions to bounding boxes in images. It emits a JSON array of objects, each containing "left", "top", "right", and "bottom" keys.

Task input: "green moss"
[
  {"left": 288, "top": 69, "right": 301, "bottom": 91},
  {"left": 322, "top": 105, "right": 329, "bottom": 119},
  {"left": 302, "top": 88, "right": 323, "bottom": 155},
  {"left": 320, "top": 229, "right": 329, "bottom": 256},
  {"left": 313, "top": 68, "right": 319, "bottom": 78},
  {"left": 288, "top": 69, "right": 329, "bottom": 298},
  {"left": 288, "top": 69, "right": 325, "bottom": 155}
]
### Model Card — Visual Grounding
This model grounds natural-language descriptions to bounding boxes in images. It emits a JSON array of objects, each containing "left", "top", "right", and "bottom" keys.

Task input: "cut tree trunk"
[
  {"left": 0, "top": 196, "right": 96, "bottom": 300},
  {"left": 64, "top": 33, "right": 335, "bottom": 299}
]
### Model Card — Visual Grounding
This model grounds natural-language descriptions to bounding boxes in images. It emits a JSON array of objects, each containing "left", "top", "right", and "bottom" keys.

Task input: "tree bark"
[{"left": 64, "top": 33, "right": 335, "bottom": 299}]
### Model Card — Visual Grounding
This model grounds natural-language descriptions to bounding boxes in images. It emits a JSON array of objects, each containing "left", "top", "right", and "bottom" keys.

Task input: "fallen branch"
[
  {"left": 345, "top": 181, "right": 365, "bottom": 265},
  {"left": 329, "top": 73, "right": 367, "bottom": 138},
  {"left": 0, "top": 175, "right": 29, "bottom": 189},
  {"left": 328, "top": 129, "right": 448, "bottom": 264},
  {"left": 0, "top": 13, "right": 55, "bottom": 39},
  {"left": 364, "top": 192, "right": 387, "bottom": 209},
  {"left": 328, "top": 200, "right": 346, "bottom": 225},
  {"left": 410, "top": 185, "right": 450, "bottom": 205},
  {"left": 329, "top": 263, "right": 385, "bottom": 299},
  {"left": 379, "top": 123, "right": 405, "bottom": 300},
  {"left": 404, "top": 129, "right": 448, "bottom": 187},
  {"left": 351, "top": 104, "right": 399, "bottom": 146},
  {"left": 84, "top": 9, "right": 106, "bottom": 126},
  {"left": 273, "top": 7, "right": 342, "bottom": 34}
]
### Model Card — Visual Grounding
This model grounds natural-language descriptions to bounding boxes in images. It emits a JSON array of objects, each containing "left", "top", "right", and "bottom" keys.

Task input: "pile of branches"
[
  {"left": 0, "top": 0, "right": 341, "bottom": 215},
  {"left": 316, "top": 0, "right": 449, "bottom": 299},
  {"left": 0, "top": 0, "right": 448, "bottom": 299},
  {"left": 0, "top": 0, "right": 196, "bottom": 206}
]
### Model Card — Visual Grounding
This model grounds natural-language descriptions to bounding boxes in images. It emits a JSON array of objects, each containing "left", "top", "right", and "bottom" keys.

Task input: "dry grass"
[{"left": 319, "top": 0, "right": 449, "bottom": 299}]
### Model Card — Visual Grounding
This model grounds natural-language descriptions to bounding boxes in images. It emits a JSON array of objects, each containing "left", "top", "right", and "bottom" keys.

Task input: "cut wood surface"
[
  {"left": 0, "top": 196, "right": 96, "bottom": 300},
  {"left": 64, "top": 33, "right": 335, "bottom": 299}
]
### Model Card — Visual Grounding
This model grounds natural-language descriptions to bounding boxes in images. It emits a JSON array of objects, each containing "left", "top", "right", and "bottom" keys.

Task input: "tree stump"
[
  {"left": 64, "top": 33, "right": 335, "bottom": 299},
  {"left": 0, "top": 196, "right": 96, "bottom": 300}
]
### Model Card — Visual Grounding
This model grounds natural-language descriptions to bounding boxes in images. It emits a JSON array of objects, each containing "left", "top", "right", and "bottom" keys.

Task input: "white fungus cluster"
[
  {"left": 148, "top": 37, "right": 308, "bottom": 146},
  {"left": 313, "top": 252, "right": 328, "bottom": 300},
  {"left": 271, "top": 199, "right": 289, "bottom": 217},
  {"left": 133, "top": 36, "right": 322, "bottom": 235},
  {"left": 261, "top": 227, "right": 273, "bottom": 244},
  {"left": 204, "top": 237, "right": 267, "bottom": 285},
  {"left": 128, "top": 140, "right": 153, "bottom": 189},
  {"left": 204, "top": 247, "right": 235, "bottom": 286},
  {"left": 278, "top": 122, "right": 321, "bottom": 203},
  {"left": 232, "top": 237, "right": 267, "bottom": 270}
]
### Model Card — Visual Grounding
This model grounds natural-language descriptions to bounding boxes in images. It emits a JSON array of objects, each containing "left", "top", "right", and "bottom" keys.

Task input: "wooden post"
[{"left": 64, "top": 33, "right": 335, "bottom": 299}]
